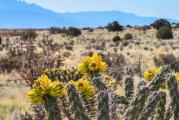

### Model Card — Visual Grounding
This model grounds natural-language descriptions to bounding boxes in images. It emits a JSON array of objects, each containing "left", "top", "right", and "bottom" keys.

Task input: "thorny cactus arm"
[
  {"left": 82, "top": 95, "right": 97, "bottom": 119},
  {"left": 91, "top": 72, "right": 107, "bottom": 91},
  {"left": 97, "top": 91, "right": 110, "bottom": 120},
  {"left": 32, "top": 104, "right": 45, "bottom": 120},
  {"left": 167, "top": 74, "right": 179, "bottom": 120},
  {"left": 109, "top": 93, "right": 119, "bottom": 120},
  {"left": 164, "top": 103, "right": 173, "bottom": 120},
  {"left": 137, "top": 91, "right": 162, "bottom": 120},
  {"left": 125, "top": 86, "right": 149, "bottom": 120},
  {"left": 61, "top": 98, "right": 74, "bottom": 120},
  {"left": 109, "top": 93, "right": 129, "bottom": 120},
  {"left": 149, "top": 65, "right": 169, "bottom": 91},
  {"left": 44, "top": 95, "right": 62, "bottom": 120},
  {"left": 67, "top": 84, "right": 90, "bottom": 120},
  {"left": 124, "top": 67, "right": 134, "bottom": 100},
  {"left": 155, "top": 91, "right": 166, "bottom": 120},
  {"left": 112, "top": 94, "right": 129, "bottom": 105}
]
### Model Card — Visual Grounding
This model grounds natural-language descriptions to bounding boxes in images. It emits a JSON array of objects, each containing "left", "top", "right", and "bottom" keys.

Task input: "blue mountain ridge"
[{"left": 0, "top": 0, "right": 178, "bottom": 28}]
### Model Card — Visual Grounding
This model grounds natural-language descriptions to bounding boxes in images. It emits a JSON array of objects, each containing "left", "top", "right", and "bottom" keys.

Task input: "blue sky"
[{"left": 23, "top": 0, "right": 179, "bottom": 20}]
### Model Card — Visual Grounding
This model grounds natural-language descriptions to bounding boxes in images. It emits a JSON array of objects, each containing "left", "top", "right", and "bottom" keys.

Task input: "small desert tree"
[
  {"left": 156, "top": 26, "right": 173, "bottom": 39},
  {"left": 106, "top": 21, "right": 123, "bottom": 32},
  {"left": 151, "top": 19, "right": 171, "bottom": 30}
]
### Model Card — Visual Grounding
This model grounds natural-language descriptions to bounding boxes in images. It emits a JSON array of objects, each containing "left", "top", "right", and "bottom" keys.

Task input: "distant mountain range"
[{"left": 0, "top": 0, "right": 178, "bottom": 28}]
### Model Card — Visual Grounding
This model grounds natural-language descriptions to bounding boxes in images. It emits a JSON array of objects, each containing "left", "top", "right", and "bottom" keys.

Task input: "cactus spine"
[
  {"left": 155, "top": 91, "right": 166, "bottom": 120},
  {"left": 67, "top": 84, "right": 90, "bottom": 120},
  {"left": 110, "top": 93, "right": 119, "bottom": 120},
  {"left": 44, "top": 95, "right": 62, "bottom": 120},
  {"left": 149, "top": 65, "right": 169, "bottom": 91},
  {"left": 167, "top": 74, "right": 179, "bottom": 120},
  {"left": 125, "top": 67, "right": 134, "bottom": 100},
  {"left": 164, "top": 103, "right": 173, "bottom": 120},
  {"left": 91, "top": 72, "right": 107, "bottom": 91},
  {"left": 125, "top": 86, "right": 149, "bottom": 120},
  {"left": 97, "top": 91, "right": 110, "bottom": 120},
  {"left": 138, "top": 91, "right": 162, "bottom": 120}
]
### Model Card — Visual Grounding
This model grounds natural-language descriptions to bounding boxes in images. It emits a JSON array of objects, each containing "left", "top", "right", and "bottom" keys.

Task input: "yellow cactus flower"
[
  {"left": 78, "top": 53, "right": 107, "bottom": 76},
  {"left": 76, "top": 78, "right": 95, "bottom": 99},
  {"left": 28, "top": 75, "right": 66, "bottom": 104},
  {"left": 174, "top": 72, "right": 179, "bottom": 83},
  {"left": 144, "top": 67, "right": 161, "bottom": 81},
  {"left": 28, "top": 89, "right": 43, "bottom": 104},
  {"left": 69, "top": 78, "right": 95, "bottom": 99}
]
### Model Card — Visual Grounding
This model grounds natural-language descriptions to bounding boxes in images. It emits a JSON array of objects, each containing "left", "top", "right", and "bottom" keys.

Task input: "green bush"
[
  {"left": 156, "top": 26, "right": 173, "bottom": 39},
  {"left": 124, "top": 33, "right": 133, "bottom": 40},
  {"left": 66, "top": 27, "right": 81, "bottom": 37},
  {"left": 113, "top": 36, "right": 121, "bottom": 42},
  {"left": 21, "top": 29, "right": 37, "bottom": 41},
  {"left": 175, "top": 23, "right": 179, "bottom": 29},
  {"left": 49, "top": 27, "right": 65, "bottom": 34},
  {"left": 106, "top": 21, "right": 123, "bottom": 32},
  {"left": 151, "top": 19, "right": 171, "bottom": 30}
]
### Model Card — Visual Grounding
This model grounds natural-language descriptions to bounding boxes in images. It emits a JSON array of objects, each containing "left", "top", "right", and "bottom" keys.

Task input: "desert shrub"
[
  {"left": 21, "top": 29, "right": 37, "bottom": 41},
  {"left": 151, "top": 19, "right": 171, "bottom": 30},
  {"left": 88, "top": 29, "right": 93, "bottom": 32},
  {"left": 106, "top": 21, "right": 123, "bottom": 32},
  {"left": 66, "top": 27, "right": 81, "bottom": 37},
  {"left": 124, "top": 33, "right": 133, "bottom": 40},
  {"left": 154, "top": 54, "right": 179, "bottom": 71},
  {"left": 113, "top": 36, "right": 121, "bottom": 42},
  {"left": 49, "top": 27, "right": 64, "bottom": 34},
  {"left": 65, "top": 45, "right": 73, "bottom": 50},
  {"left": 156, "top": 26, "right": 173, "bottom": 39},
  {"left": 175, "top": 23, "right": 179, "bottom": 29},
  {"left": 126, "top": 25, "right": 132, "bottom": 28},
  {"left": 122, "top": 41, "right": 129, "bottom": 47}
]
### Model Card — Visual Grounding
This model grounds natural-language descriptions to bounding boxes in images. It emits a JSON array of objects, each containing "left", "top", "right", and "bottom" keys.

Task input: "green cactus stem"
[
  {"left": 124, "top": 67, "right": 134, "bottom": 100},
  {"left": 125, "top": 86, "right": 149, "bottom": 120},
  {"left": 97, "top": 91, "right": 110, "bottom": 120},
  {"left": 91, "top": 72, "right": 107, "bottom": 91},
  {"left": 149, "top": 65, "right": 169, "bottom": 91},
  {"left": 155, "top": 91, "right": 166, "bottom": 120},
  {"left": 67, "top": 84, "right": 90, "bottom": 120},
  {"left": 138, "top": 91, "right": 162, "bottom": 120},
  {"left": 44, "top": 95, "right": 62, "bottom": 120},
  {"left": 167, "top": 74, "right": 179, "bottom": 120}
]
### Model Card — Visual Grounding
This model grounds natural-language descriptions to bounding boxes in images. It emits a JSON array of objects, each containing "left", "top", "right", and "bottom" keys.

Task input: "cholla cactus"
[
  {"left": 67, "top": 84, "right": 90, "bottom": 120},
  {"left": 164, "top": 103, "right": 173, "bottom": 120},
  {"left": 167, "top": 74, "right": 179, "bottom": 120},
  {"left": 144, "top": 67, "right": 161, "bottom": 81},
  {"left": 44, "top": 67, "right": 81, "bottom": 83},
  {"left": 78, "top": 53, "right": 107, "bottom": 77},
  {"left": 69, "top": 78, "right": 95, "bottom": 99},
  {"left": 124, "top": 67, "right": 134, "bottom": 100},
  {"left": 69, "top": 78, "right": 97, "bottom": 118},
  {"left": 125, "top": 86, "right": 149, "bottom": 120},
  {"left": 44, "top": 95, "right": 62, "bottom": 120},
  {"left": 28, "top": 75, "right": 66, "bottom": 120},
  {"left": 91, "top": 74, "right": 107, "bottom": 91},
  {"left": 149, "top": 65, "right": 169, "bottom": 91},
  {"left": 32, "top": 104, "right": 45, "bottom": 120},
  {"left": 78, "top": 53, "right": 107, "bottom": 90},
  {"left": 138, "top": 91, "right": 162, "bottom": 120},
  {"left": 97, "top": 91, "right": 110, "bottom": 120},
  {"left": 109, "top": 93, "right": 119, "bottom": 120},
  {"left": 155, "top": 91, "right": 166, "bottom": 120}
]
